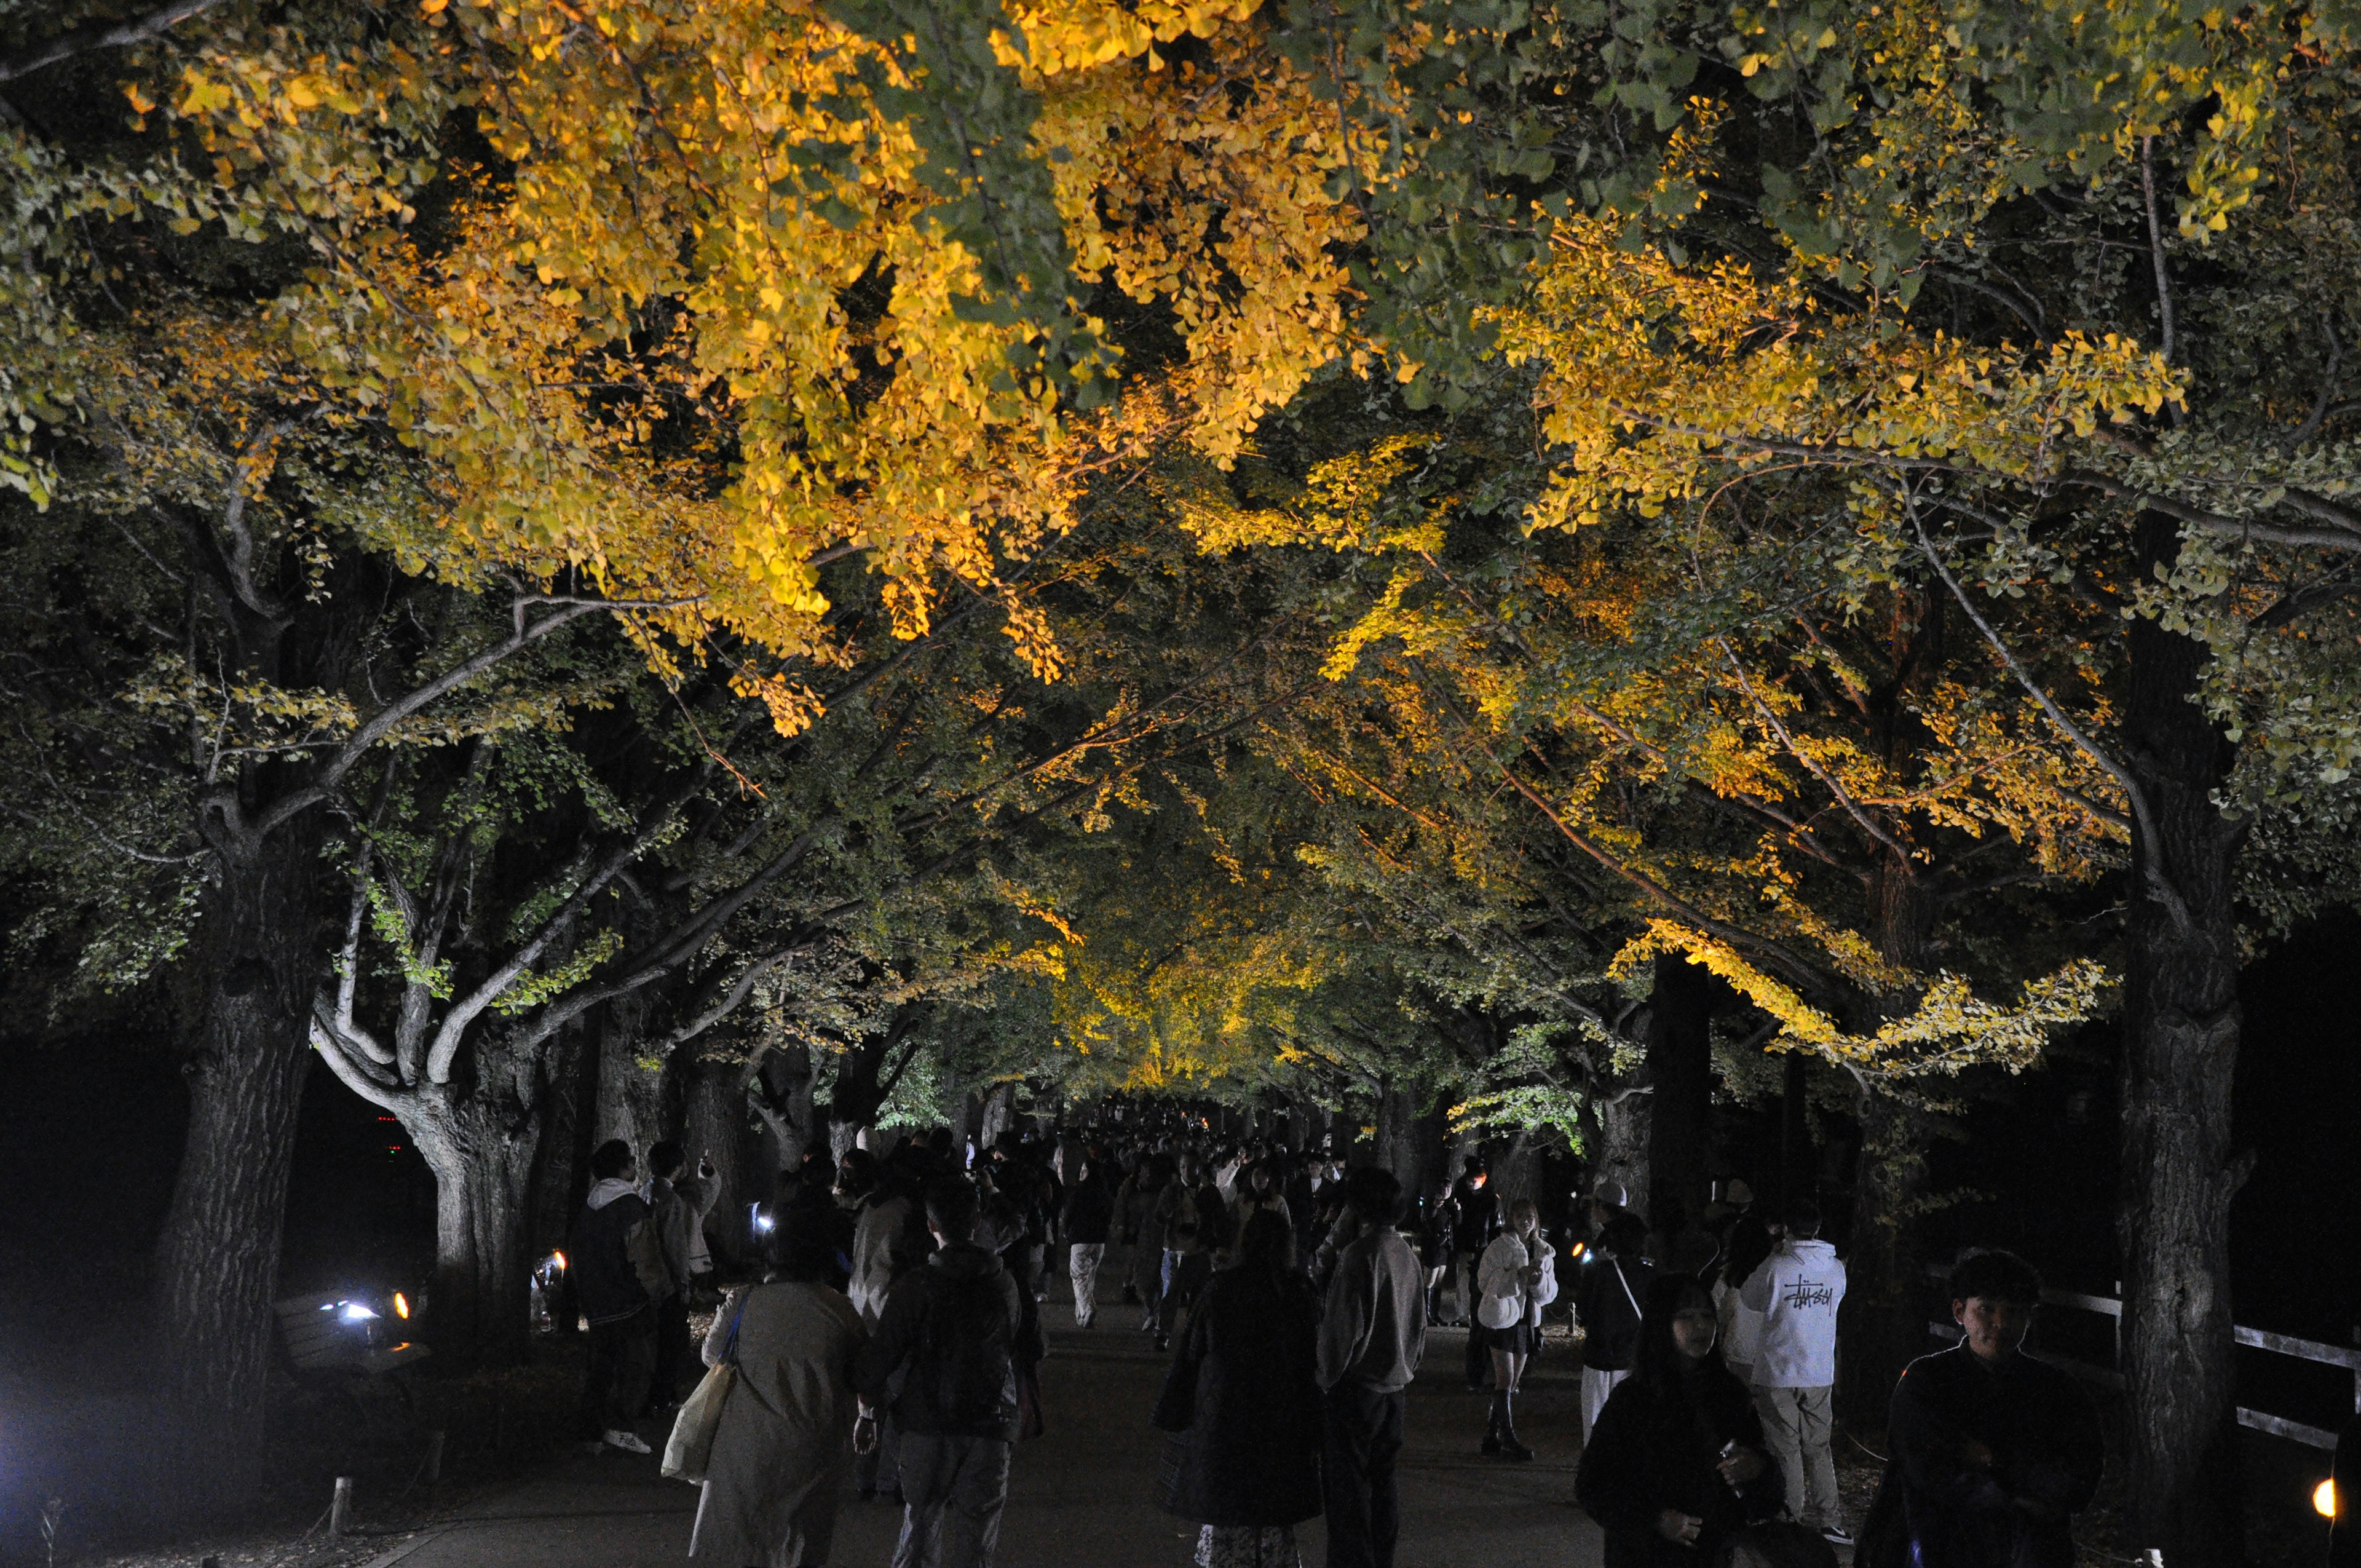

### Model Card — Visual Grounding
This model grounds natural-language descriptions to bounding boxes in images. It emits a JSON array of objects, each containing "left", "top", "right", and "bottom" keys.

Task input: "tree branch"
[{"left": 0, "top": 0, "right": 231, "bottom": 84}]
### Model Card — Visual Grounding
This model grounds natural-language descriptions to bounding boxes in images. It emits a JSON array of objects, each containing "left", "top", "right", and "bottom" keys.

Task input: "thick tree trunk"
[
  {"left": 150, "top": 822, "right": 327, "bottom": 1507},
  {"left": 2118, "top": 512, "right": 2246, "bottom": 1567},
  {"left": 592, "top": 992, "right": 667, "bottom": 1155},
  {"left": 682, "top": 1043, "right": 761, "bottom": 1263},
  {"left": 1584, "top": 1083, "right": 1649, "bottom": 1208},
  {"left": 1645, "top": 952, "right": 1717, "bottom": 1234},
  {"left": 528, "top": 1021, "right": 596, "bottom": 1267},
  {"left": 753, "top": 1043, "right": 815, "bottom": 1184},
  {"left": 393, "top": 1047, "right": 548, "bottom": 1368},
  {"left": 1838, "top": 1093, "right": 1931, "bottom": 1424},
  {"left": 1840, "top": 857, "right": 1942, "bottom": 1426}
]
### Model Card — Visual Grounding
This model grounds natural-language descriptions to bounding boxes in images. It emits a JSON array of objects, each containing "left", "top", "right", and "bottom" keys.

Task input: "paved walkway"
[{"left": 374, "top": 1278, "right": 1605, "bottom": 1568}]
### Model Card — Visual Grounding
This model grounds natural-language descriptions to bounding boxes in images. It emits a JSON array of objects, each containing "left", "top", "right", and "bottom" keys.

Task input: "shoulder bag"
[{"left": 661, "top": 1297, "right": 743, "bottom": 1484}]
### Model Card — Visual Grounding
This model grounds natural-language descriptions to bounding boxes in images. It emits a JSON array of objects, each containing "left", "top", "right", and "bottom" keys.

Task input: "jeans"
[
  {"left": 1068, "top": 1241, "right": 1105, "bottom": 1327},
  {"left": 1321, "top": 1383, "right": 1406, "bottom": 1568},
  {"left": 580, "top": 1307, "right": 655, "bottom": 1435},
  {"left": 1753, "top": 1383, "right": 1841, "bottom": 1527},
  {"left": 1159, "top": 1249, "right": 1211, "bottom": 1338},
  {"left": 892, "top": 1430, "right": 1012, "bottom": 1568}
]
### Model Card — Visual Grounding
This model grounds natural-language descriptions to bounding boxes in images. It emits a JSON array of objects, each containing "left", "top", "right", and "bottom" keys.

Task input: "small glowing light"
[
  {"left": 392, "top": 1292, "right": 410, "bottom": 1320},
  {"left": 548, "top": 1250, "right": 567, "bottom": 1272},
  {"left": 2316, "top": 1479, "right": 2338, "bottom": 1519},
  {"left": 1567, "top": 1242, "right": 1589, "bottom": 1262},
  {"left": 341, "top": 1302, "right": 379, "bottom": 1322}
]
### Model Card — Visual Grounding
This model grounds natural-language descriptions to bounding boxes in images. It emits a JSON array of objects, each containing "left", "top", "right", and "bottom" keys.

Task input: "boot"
[
  {"left": 1498, "top": 1393, "right": 1533, "bottom": 1462},
  {"left": 1479, "top": 1401, "right": 1503, "bottom": 1456}
]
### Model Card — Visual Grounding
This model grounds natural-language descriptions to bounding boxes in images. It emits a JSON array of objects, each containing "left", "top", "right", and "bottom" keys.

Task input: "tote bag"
[{"left": 660, "top": 1302, "right": 742, "bottom": 1484}]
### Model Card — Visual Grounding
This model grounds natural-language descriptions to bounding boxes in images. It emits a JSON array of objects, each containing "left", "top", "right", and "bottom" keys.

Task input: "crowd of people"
[{"left": 558, "top": 1115, "right": 2104, "bottom": 1568}]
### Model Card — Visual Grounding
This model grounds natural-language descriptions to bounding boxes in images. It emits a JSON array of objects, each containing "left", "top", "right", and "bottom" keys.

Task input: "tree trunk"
[
  {"left": 400, "top": 1051, "right": 545, "bottom": 1369},
  {"left": 753, "top": 1043, "right": 815, "bottom": 1184},
  {"left": 1838, "top": 1093, "right": 1931, "bottom": 1424},
  {"left": 528, "top": 1021, "right": 596, "bottom": 1268},
  {"left": 592, "top": 992, "right": 667, "bottom": 1155},
  {"left": 149, "top": 822, "right": 328, "bottom": 1507},
  {"left": 682, "top": 1043, "right": 761, "bottom": 1263},
  {"left": 1839, "top": 855, "right": 1943, "bottom": 1426},
  {"left": 2117, "top": 511, "right": 2247, "bottom": 1567},
  {"left": 1645, "top": 951, "right": 1717, "bottom": 1234},
  {"left": 1586, "top": 1083, "right": 1650, "bottom": 1208}
]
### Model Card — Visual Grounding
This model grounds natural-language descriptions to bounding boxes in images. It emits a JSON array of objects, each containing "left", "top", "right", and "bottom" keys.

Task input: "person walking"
[
  {"left": 1315, "top": 1167, "right": 1426, "bottom": 1568},
  {"left": 1859, "top": 1250, "right": 2102, "bottom": 1568},
  {"left": 1122, "top": 1153, "right": 1174, "bottom": 1332},
  {"left": 1061, "top": 1155, "right": 1115, "bottom": 1328},
  {"left": 573, "top": 1138, "right": 663, "bottom": 1454},
  {"left": 1473, "top": 1198, "right": 1557, "bottom": 1461},
  {"left": 689, "top": 1206, "right": 868, "bottom": 1568},
  {"left": 1574, "top": 1211, "right": 1653, "bottom": 1443},
  {"left": 1738, "top": 1200, "right": 1848, "bottom": 1544},
  {"left": 1449, "top": 1159, "right": 1498, "bottom": 1387},
  {"left": 1575, "top": 1273, "right": 1782, "bottom": 1567},
  {"left": 848, "top": 1147, "right": 933, "bottom": 1504},
  {"left": 1152, "top": 1211, "right": 1325, "bottom": 1568},
  {"left": 854, "top": 1175, "right": 1046, "bottom": 1568},
  {"left": 1157, "top": 1155, "right": 1229, "bottom": 1352}
]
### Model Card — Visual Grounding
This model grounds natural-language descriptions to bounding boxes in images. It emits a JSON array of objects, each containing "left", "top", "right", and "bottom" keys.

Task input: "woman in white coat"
[
  {"left": 1474, "top": 1198, "right": 1557, "bottom": 1460},
  {"left": 689, "top": 1206, "right": 866, "bottom": 1568}
]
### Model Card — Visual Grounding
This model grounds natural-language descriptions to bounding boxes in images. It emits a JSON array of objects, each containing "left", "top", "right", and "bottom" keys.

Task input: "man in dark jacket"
[
  {"left": 856, "top": 1175, "right": 1047, "bottom": 1568},
  {"left": 1060, "top": 1157, "right": 1115, "bottom": 1328},
  {"left": 1450, "top": 1158, "right": 1499, "bottom": 1387},
  {"left": 1575, "top": 1211, "right": 1653, "bottom": 1442},
  {"left": 570, "top": 1138, "right": 659, "bottom": 1454},
  {"left": 1316, "top": 1167, "right": 1427, "bottom": 1568},
  {"left": 1875, "top": 1249, "right": 2103, "bottom": 1568}
]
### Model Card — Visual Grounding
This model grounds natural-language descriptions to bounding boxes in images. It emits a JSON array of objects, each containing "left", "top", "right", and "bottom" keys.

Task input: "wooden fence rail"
[{"left": 1923, "top": 1271, "right": 2357, "bottom": 1451}]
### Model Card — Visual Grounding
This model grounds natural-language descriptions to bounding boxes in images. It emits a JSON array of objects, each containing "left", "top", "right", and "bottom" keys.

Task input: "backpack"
[{"left": 917, "top": 1266, "right": 1014, "bottom": 1432}]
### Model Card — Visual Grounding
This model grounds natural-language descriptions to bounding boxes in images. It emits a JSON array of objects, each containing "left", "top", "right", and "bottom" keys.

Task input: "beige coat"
[{"left": 689, "top": 1280, "right": 866, "bottom": 1568}]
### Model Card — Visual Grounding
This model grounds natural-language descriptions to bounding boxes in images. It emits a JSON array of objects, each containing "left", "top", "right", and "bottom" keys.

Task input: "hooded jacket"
[
  {"left": 1739, "top": 1238, "right": 1846, "bottom": 1387},
  {"left": 571, "top": 1178, "right": 655, "bottom": 1325}
]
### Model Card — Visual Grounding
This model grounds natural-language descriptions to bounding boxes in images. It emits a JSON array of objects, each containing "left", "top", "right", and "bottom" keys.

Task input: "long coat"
[
  {"left": 1574, "top": 1359, "right": 1783, "bottom": 1568},
  {"left": 689, "top": 1278, "right": 866, "bottom": 1568},
  {"left": 1152, "top": 1264, "right": 1324, "bottom": 1529}
]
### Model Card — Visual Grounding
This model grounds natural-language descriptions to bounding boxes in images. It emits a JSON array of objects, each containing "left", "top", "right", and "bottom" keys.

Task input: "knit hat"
[
  {"left": 1725, "top": 1178, "right": 1755, "bottom": 1206},
  {"left": 1591, "top": 1178, "right": 1629, "bottom": 1208}
]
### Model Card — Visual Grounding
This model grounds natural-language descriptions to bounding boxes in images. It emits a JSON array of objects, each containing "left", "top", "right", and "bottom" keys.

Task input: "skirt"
[
  {"left": 1485, "top": 1319, "right": 1538, "bottom": 1356},
  {"left": 1196, "top": 1525, "right": 1300, "bottom": 1568}
]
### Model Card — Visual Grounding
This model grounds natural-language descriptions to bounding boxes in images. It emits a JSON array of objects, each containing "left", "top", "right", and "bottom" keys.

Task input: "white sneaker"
[
  {"left": 603, "top": 1428, "right": 652, "bottom": 1455},
  {"left": 1821, "top": 1526, "right": 1854, "bottom": 1548}
]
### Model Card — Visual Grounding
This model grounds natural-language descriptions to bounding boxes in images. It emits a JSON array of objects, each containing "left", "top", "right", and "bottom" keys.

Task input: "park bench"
[{"left": 274, "top": 1289, "right": 433, "bottom": 1376}]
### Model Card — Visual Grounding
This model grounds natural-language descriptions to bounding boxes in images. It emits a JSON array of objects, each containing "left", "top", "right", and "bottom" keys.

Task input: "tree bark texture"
[
  {"left": 591, "top": 991, "right": 668, "bottom": 1155},
  {"left": 2118, "top": 511, "right": 2247, "bottom": 1567},
  {"left": 395, "top": 1047, "right": 547, "bottom": 1368},
  {"left": 149, "top": 819, "right": 327, "bottom": 1505},
  {"left": 682, "top": 1043, "right": 762, "bottom": 1262},
  {"left": 1645, "top": 951, "right": 1718, "bottom": 1233},
  {"left": 1584, "top": 1083, "right": 1650, "bottom": 1210},
  {"left": 1838, "top": 853, "right": 1942, "bottom": 1427},
  {"left": 753, "top": 1043, "right": 815, "bottom": 1186}
]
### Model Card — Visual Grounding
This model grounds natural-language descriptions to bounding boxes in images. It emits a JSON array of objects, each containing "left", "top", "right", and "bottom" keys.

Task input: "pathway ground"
[{"left": 367, "top": 1268, "right": 1606, "bottom": 1568}]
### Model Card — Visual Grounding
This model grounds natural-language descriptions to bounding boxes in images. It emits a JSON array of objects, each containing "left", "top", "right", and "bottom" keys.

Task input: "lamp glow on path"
[{"left": 2316, "top": 1479, "right": 2338, "bottom": 1519}]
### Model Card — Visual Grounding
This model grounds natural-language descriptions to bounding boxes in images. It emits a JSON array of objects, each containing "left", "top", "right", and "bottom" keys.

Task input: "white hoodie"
[{"left": 1739, "top": 1237, "right": 1846, "bottom": 1388}]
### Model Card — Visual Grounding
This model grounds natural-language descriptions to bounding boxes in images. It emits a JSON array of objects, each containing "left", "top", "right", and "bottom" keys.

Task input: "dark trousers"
[
  {"left": 580, "top": 1307, "right": 655, "bottom": 1435},
  {"left": 892, "top": 1431, "right": 1011, "bottom": 1568},
  {"left": 1322, "top": 1383, "right": 1406, "bottom": 1568},
  {"left": 1158, "top": 1250, "right": 1212, "bottom": 1338},
  {"left": 650, "top": 1292, "right": 693, "bottom": 1409}
]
